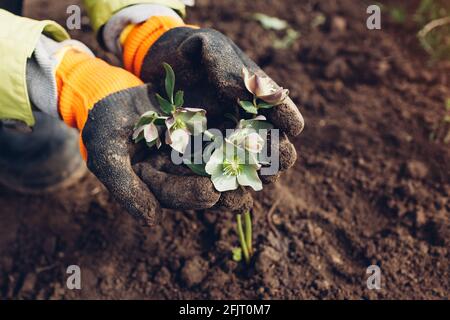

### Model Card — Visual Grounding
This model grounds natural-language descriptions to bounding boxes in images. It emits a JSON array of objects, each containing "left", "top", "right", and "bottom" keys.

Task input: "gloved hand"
[
  {"left": 121, "top": 24, "right": 304, "bottom": 185},
  {"left": 56, "top": 49, "right": 227, "bottom": 226},
  {"left": 82, "top": 84, "right": 224, "bottom": 225}
]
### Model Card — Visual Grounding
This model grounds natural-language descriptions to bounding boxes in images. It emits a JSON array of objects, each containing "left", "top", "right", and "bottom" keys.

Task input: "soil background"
[{"left": 0, "top": 0, "right": 449, "bottom": 299}]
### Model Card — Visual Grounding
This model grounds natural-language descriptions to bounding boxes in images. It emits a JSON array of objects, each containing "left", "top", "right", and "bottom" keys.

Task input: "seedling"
[
  {"left": 380, "top": 1, "right": 450, "bottom": 61},
  {"left": 133, "top": 63, "right": 207, "bottom": 154},
  {"left": 134, "top": 63, "right": 291, "bottom": 267},
  {"left": 232, "top": 212, "right": 253, "bottom": 264},
  {"left": 252, "top": 13, "right": 300, "bottom": 50}
]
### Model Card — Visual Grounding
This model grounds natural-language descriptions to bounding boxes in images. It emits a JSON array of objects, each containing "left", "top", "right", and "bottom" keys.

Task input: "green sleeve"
[
  {"left": 0, "top": 9, "right": 69, "bottom": 126},
  {"left": 83, "top": 0, "right": 186, "bottom": 33}
]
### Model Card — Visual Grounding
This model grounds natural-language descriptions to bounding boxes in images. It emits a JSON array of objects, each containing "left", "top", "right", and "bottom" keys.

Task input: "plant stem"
[
  {"left": 418, "top": 16, "right": 450, "bottom": 55},
  {"left": 244, "top": 211, "right": 253, "bottom": 255},
  {"left": 253, "top": 96, "right": 258, "bottom": 109},
  {"left": 236, "top": 214, "right": 250, "bottom": 264}
]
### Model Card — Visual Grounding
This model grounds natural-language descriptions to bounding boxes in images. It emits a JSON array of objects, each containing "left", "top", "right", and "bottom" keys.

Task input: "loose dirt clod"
[{"left": 181, "top": 257, "right": 208, "bottom": 288}]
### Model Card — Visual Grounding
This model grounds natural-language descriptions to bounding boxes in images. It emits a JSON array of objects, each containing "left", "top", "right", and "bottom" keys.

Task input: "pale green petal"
[
  {"left": 205, "top": 148, "right": 224, "bottom": 175},
  {"left": 237, "top": 166, "right": 263, "bottom": 191},
  {"left": 211, "top": 172, "right": 239, "bottom": 192},
  {"left": 169, "top": 128, "right": 190, "bottom": 154},
  {"left": 132, "top": 125, "right": 145, "bottom": 140},
  {"left": 185, "top": 113, "right": 207, "bottom": 134}
]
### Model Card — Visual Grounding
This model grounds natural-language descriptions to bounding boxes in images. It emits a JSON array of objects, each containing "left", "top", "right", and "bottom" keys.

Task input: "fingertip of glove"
[
  {"left": 279, "top": 138, "right": 298, "bottom": 171},
  {"left": 216, "top": 189, "right": 253, "bottom": 213},
  {"left": 265, "top": 98, "right": 305, "bottom": 138}
]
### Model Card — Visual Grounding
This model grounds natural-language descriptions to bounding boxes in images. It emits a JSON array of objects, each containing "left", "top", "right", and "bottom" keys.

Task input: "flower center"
[
  {"left": 223, "top": 156, "right": 243, "bottom": 176},
  {"left": 172, "top": 118, "right": 186, "bottom": 130}
]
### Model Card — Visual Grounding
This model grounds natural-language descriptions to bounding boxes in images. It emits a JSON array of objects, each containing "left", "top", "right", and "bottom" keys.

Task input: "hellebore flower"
[
  {"left": 226, "top": 128, "right": 265, "bottom": 154},
  {"left": 242, "top": 67, "right": 289, "bottom": 105},
  {"left": 165, "top": 107, "right": 207, "bottom": 154},
  {"left": 205, "top": 140, "right": 263, "bottom": 192},
  {"left": 132, "top": 111, "right": 162, "bottom": 148}
]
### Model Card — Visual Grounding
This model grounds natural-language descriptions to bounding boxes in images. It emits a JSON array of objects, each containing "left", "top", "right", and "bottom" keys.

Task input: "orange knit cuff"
[
  {"left": 122, "top": 16, "right": 187, "bottom": 76},
  {"left": 56, "top": 49, "right": 144, "bottom": 159}
]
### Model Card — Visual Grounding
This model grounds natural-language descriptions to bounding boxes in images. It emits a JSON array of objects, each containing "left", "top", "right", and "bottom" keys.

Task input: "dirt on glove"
[{"left": 0, "top": 0, "right": 448, "bottom": 300}]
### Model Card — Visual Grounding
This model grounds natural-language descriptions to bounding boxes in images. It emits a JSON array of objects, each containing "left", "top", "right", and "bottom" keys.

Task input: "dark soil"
[{"left": 0, "top": 0, "right": 449, "bottom": 299}]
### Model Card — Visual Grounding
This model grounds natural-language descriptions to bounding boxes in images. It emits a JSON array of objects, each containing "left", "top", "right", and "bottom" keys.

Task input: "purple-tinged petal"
[
  {"left": 182, "top": 107, "right": 206, "bottom": 114},
  {"left": 259, "top": 88, "right": 289, "bottom": 105},
  {"left": 254, "top": 75, "right": 276, "bottom": 97},
  {"left": 165, "top": 116, "right": 176, "bottom": 130},
  {"left": 242, "top": 67, "right": 258, "bottom": 95},
  {"left": 143, "top": 123, "right": 159, "bottom": 143}
]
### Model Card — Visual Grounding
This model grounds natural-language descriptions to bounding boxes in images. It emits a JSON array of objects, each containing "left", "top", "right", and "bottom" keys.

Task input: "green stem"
[
  {"left": 253, "top": 96, "right": 258, "bottom": 109},
  {"left": 244, "top": 211, "right": 253, "bottom": 255},
  {"left": 236, "top": 214, "right": 250, "bottom": 264},
  {"left": 252, "top": 96, "right": 259, "bottom": 119}
]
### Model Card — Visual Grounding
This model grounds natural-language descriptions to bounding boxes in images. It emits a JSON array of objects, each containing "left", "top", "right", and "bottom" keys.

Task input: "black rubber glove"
[{"left": 138, "top": 28, "right": 304, "bottom": 184}]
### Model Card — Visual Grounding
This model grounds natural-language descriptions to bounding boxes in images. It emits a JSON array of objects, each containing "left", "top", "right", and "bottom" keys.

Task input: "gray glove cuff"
[
  {"left": 26, "top": 35, "right": 93, "bottom": 118},
  {"left": 103, "top": 4, "right": 183, "bottom": 57}
]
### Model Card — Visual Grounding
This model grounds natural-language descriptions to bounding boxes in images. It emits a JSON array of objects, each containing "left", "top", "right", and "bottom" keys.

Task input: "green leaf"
[
  {"left": 253, "top": 13, "right": 288, "bottom": 31},
  {"left": 257, "top": 101, "right": 275, "bottom": 109},
  {"left": 232, "top": 247, "right": 242, "bottom": 262},
  {"left": 134, "top": 117, "right": 152, "bottom": 129},
  {"left": 184, "top": 162, "right": 209, "bottom": 177},
  {"left": 153, "top": 117, "right": 168, "bottom": 126},
  {"left": 134, "top": 111, "right": 159, "bottom": 128},
  {"left": 446, "top": 98, "right": 450, "bottom": 111},
  {"left": 163, "top": 62, "right": 175, "bottom": 103},
  {"left": 156, "top": 93, "right": 175, "bottom": 115},
  {"left": 239, "top": 119, "right": 274, "bottom": 131},
  {"left": 239, "top": 100, "right": 258, "bottom": 114},
  {"left": 174, "top": 90, "right": 184, "bottom": 108}
]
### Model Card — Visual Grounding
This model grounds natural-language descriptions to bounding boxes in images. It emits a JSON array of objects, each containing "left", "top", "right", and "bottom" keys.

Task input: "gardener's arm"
[
  {"left": 0, "top": 9, "right": 223, "bottom": 225},
  {"left": 85, "top": 0, "right": 304, "bottom": 180}
]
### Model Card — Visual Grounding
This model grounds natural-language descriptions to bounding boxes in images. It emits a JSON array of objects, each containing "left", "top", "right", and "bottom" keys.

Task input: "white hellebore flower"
[
  {"left": 205, "top": 141, "right": 263, "bottom": 192},
  {"left": 226, "top": 128, "right": 265, "bottom": 154},
  {"left": 242, "top": 67, "right": 289, "bottom": 105},
  {"left": 132, "top": 111, "right": 161, "bottom": 148},
  {"left": 166, "top": 107, "right": 207, "bottom": 154}
]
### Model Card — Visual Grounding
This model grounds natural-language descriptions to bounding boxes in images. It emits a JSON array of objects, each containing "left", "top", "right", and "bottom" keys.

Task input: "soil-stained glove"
[
  {"left": 56, "top": 50, "right": 221, "bottom": 225},
  {"left": 120, "top": 24, "right": 304, "bottom": 184}
]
